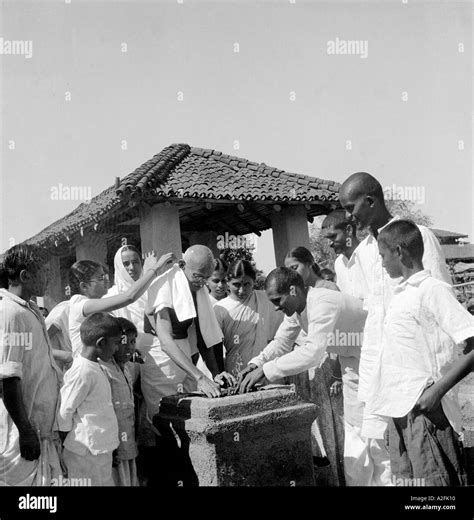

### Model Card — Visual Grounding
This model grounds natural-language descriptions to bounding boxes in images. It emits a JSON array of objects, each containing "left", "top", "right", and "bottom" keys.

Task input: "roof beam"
[
  {"left": 202, "top": 208, "right": 241, "bottom": 235},
  {"left": 242, "top": 206, "right": 271, "bottom": 230},
  {"left": 232, "top": 214, "right": 262, "bottom": 237}
]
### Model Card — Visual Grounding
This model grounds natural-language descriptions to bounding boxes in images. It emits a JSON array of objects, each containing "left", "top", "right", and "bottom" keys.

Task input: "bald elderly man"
[
  {"left": 339, "top": 172, "right": 451, "bottom": 486},
  {"left": 140, "top": 245, "right": 233, "bottom": 417},
  {"left": 136, "top": 246, "right": 233, "bottom": 486}
]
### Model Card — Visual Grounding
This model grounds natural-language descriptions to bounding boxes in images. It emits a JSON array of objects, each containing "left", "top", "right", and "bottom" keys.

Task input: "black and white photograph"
[{"left": 0, "top": 0, "right": 473, "bottom": 515}]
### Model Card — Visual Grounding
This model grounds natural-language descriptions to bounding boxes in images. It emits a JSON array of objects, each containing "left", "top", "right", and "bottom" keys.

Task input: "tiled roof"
[
  {"left": 432, "top": 229, "right": 468, "bottom": 239},
  {"left": 24, "top": 185, "right": 124, "bottom": 249},
  {"left": 443, "top": 244, "right": 474, "bottom": 260},
  {"left": 117, "top": 144, "right": 340, "bottom": 202},
  {"left": 25, "top": 143, "right": 340, "bottom": 249},
  {"left": 431, "top": 229, "right": 467, "bottom": 243}
]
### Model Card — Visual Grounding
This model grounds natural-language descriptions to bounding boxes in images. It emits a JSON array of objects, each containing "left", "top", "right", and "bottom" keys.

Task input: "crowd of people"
[{"left": 0, "top": 171, "right": 473, "bottom": 487}]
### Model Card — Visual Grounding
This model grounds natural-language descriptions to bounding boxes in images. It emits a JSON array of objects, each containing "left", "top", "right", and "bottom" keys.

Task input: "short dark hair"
[
  {"left": 265, "top": 267, "right": 305, "bottom": 294},
  {"left": 214, "top": 258, "right": 228, "bottom": 273},
  {"left": 322, "top": 210, "right": 356, "bottom": 236},
  {"left": 227, "top": 259, "right": 256, "bottom": 281},
  {"left": 1, "top": 244, "right": 50, "bottom": 285},
  {"left": 378, "top": 220, "right": 424, "bottom": 261},
  {"left": 320, "top": 268, "right": 335, "bottom": 279},
  {"left": 116, "top": 317, "right": 138, "bottom": 336},
  {"left": 285, "top": 246, "right": 321, "bottom": 277},
  {"left": 80, "top": 312, "right": 122, "bottom": 347},
  {"left": 69, "top": 260, "right": 103, "bottom": 295}
]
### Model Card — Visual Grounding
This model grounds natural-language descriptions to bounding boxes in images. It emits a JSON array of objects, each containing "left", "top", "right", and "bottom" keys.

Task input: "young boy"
[
  {"left": 58, "top": 312, "right": 123, "bottom": 486},
  {"left": 99, "top": 317, "right": 139, "bottom": 486},
  {"left": 366, "top": 220, "right": 474, "bottom": 486}
]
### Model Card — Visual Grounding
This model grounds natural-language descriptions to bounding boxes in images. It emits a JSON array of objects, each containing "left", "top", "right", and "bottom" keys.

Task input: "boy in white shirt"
[
  {"left": 367, "top": 220, "right": 472, "bottom": 486},
  {"left": 58, "top": 312, "right": 123, "bottom": 486}
]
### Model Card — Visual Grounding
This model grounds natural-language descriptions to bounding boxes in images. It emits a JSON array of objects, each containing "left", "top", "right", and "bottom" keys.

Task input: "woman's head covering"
[
  {"left": 113, "top": 245, "right": 141, "bottom": 291},
  {"left": 107, "top": 245, "right": 146, "bottom": 329}
]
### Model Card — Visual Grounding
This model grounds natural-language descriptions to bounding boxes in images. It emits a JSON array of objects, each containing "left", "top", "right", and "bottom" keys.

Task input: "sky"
[{"left": 1, "top": 0, "right": 472, "bottom": 274}]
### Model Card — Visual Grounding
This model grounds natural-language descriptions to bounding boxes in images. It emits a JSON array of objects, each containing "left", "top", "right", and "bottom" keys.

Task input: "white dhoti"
[
  {"left": 0, "top": 406, "right": 63, "bottom": 487},
  {"left": 140, "top": 338, "right": 198, "bottom": 421},
  {"left": 339, "top": 355, "right": 392, "bottom": 486},
  {"left": 339, "top": 355, "right": 371, "bottom": 486},
  {"left": 62, "top": 448, "right": 113, "bottom": 486}
]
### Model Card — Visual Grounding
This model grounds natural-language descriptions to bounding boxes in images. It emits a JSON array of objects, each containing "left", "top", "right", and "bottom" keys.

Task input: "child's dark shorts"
[{"left": 387, "top": 403, "right": 467, "bottom": 486}]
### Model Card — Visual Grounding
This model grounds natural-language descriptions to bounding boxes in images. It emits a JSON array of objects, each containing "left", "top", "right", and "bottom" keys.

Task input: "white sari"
[{"left": 214, "top": 290, "right": 284, "bottom": 378}]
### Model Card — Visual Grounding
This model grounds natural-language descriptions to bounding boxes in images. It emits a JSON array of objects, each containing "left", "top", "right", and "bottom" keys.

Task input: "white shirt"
[
  {"left": 356, "top": 218, "right": 451, "bottom": 398},
  {"left": 0, "top": 290, "right": 62, "bottom": 437},
  {"left": 45, "top": 300, "right": 71, "bottom": 349},
  {"left": 334, "top": 249, "right": 369, "bottom": 301},
  {"left": 68, "top": 294, "right": 89, "bottom": 358},
  {"left": 357, "top": 217, "right": 452, "bottom": 438},
  {"left": 366, "top": 271, "right": 474, "bottom": 433},
  {"left": 46, "top": 300, "right": 72, "bottom": 372},
  {"left": 260, "top": 288, "right": 366, "bottom": 382},
  {"left": 249, "top": 309, "right": 308, "bottom": 368},
  {"left": 58, "top": 356, "right": 119, "bottom": 456}
]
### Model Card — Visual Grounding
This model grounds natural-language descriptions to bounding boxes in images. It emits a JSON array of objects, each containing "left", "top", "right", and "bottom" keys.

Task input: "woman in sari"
[{"left": 214, "top": 260, "right": 284, "bottom": 379}]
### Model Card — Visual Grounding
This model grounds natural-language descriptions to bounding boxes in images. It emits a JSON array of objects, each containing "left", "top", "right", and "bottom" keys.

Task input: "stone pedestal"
[{"left": 154, "top": 385, "right": 317, "bottom": 486}]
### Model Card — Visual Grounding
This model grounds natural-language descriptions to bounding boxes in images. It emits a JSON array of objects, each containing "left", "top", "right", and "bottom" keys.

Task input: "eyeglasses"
[
  {"left": 191, "top": 273, "right": 208, "bottom": 282},
  {"left": 182, "top": 263, "right": 210, "bottom": 282},
  {"left": 85, "top": 274, "right": 109, "bottom": 283}
]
